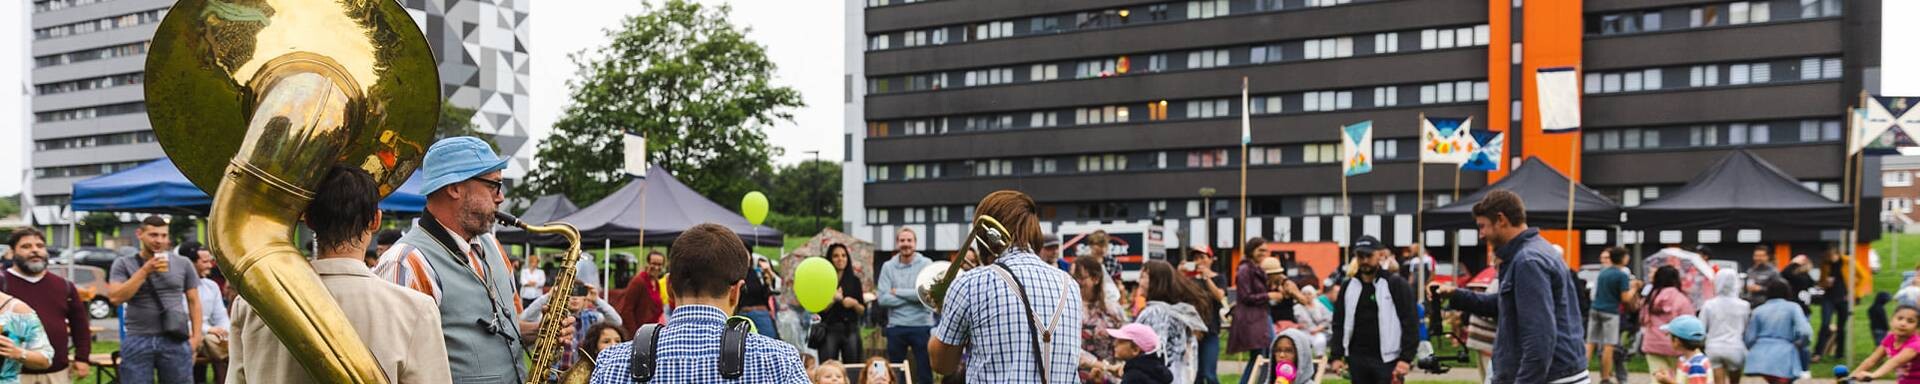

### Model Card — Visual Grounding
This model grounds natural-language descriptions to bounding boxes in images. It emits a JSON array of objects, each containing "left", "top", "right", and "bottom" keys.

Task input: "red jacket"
[{"left": 616, "top": 272, "right": 665, "bottom": 335}]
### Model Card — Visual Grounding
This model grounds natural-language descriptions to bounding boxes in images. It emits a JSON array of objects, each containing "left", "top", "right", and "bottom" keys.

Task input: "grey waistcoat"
[{"left": 397, "top": 224, "right": 527, "bottom": 383}]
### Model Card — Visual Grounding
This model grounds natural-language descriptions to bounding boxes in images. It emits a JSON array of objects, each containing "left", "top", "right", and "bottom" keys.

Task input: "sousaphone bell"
[{"left": 144, "top": 0, "right": 440, "bottom": 382}]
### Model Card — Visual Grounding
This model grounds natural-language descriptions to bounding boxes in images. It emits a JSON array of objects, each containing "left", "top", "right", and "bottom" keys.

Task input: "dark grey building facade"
[{"left": 844, "top": 0, "right": 1872, "bottom": 267}]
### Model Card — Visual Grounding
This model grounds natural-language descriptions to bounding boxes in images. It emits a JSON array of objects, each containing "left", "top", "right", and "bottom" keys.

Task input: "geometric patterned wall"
[{"left": 404, "top": 0, "right": 534, "bottom": 179}]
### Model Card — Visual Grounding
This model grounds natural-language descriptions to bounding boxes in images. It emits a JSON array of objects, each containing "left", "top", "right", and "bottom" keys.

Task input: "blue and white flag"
[
  {"left": 1462, "top": 129, "right": 1505, "bottom": 172},
  {"left": 1242, "top": 79, "right": 1252, "bottom": 145},
  {"left": 1536, "top": 67, "right": 1582, "bottom": 133},
  {"left": 1420, "top": 116, "right": 1475, "bottom": 164},
  {"left": 1341, "top": 121, "right": 1374, "bottom": 177}
]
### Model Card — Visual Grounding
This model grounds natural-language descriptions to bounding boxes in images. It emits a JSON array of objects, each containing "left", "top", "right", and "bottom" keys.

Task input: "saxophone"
[{"left": 495, "top": 212, "right": 587, "bottom": 384}]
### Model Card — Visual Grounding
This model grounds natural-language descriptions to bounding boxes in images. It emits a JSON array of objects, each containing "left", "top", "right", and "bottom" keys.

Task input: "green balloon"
[
  {"left": 793, "top": 257, "right": 838, "bottom": 313},
  {"left": 742, "top": 191, "right": 770, "bottom": 226}
]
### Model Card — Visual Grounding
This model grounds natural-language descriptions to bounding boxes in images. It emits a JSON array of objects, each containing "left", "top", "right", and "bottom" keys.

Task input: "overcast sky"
[{"left": 0, "top": 0, "right": 845, "bottom": 196}]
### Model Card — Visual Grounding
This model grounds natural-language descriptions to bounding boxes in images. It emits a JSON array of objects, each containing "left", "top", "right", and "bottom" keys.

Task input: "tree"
[
  {"left": 0, "top": 194, "right": 18, "bottom": 219},
  {"left": 437, "top": 98, "right": 498, "bottom": 152},
  {"left": 514, "top": 0, "right": 801, "bottom": 207},
  {"left": 767, "top": 160, "right": 840, "bottom": 233}
]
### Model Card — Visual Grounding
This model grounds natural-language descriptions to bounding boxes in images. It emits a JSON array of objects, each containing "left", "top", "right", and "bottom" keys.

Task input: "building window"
[
  {"left": 1147, "top": 54, "right": 1168, "bottom": 72},
  {"left": 974, "top": 21, "right": 1015, "bottom": 40},
  {"left": 1691, "top": 5, "right": 1723, "bottom": 27},
  {"left": 1302, "top": 91, "right": 1353, "bottom": 112},
  {"left": 1076, "top": 105, "right": 1130, "bottom": 125},
  {"left": 1373, "top": 86, "right": 1399, "bottom": 107},
  {"left": 1186, "top": 99, "right": 1232, "bottom": 118},
  {"left": 1188, "top": 0, "right": 1230, "bottom": 19},
  {"left": 1302, "top": 143, "right": 1339, "bottom": 164},
  {"left": 1303, "top": 38, "right": 1353, "bottom": 60},
  {"left": 1148, "top": 101, "right": 1170, "bottom": 120},
  {"left": 1888, "top": 171, "right": 1914, "bottom": 188},
  {"left": 1374, "top": 32, "right": 1400, "bottom": 54},
  {"left": 1373, "top": 139, "right": 1401, "bottom": 159},
  {"left": 1030, "top": 64, "right": 1059, "bottom": 82},
  {"left": 1802, "top": 0, "right": 1842, "bottom": 18},
  {"left": 868, "top": 35, "right": 889, "bottom": 51},
  {"left": 1186, "top": 150, "right": 1230, "bottom": 168},
  {"left": 1306, "top": 0, "right": 1352, "bottom": 7},
  {"left": 1690, "top": 65, "right": 1721, "bottom": 87},
  {"left": 1730, "top": 1, "right": 1770, "bottom": 24},
  {"left": 1077, "top": 58, "right": 1120, "bottom": 79},
  {"left": 1187, "top": 49, "right": 1231, "bottom": 69},
  {"left": 1032, "top": 158, "right": 1058, "bottom": 174},
  {"left": 1250, "top": 147, "right": 1284, "bottom": 165}
]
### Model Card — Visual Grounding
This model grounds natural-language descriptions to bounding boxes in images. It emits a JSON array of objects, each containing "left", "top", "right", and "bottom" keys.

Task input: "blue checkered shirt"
[
  {"left": 588, "top": 305, "right": 808, "bottom": 384},
  {"left": 933, "top": 250, "right": 1083, "bottom": 383}
]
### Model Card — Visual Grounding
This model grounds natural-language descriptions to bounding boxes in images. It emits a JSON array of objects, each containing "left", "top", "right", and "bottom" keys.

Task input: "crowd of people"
[{"left": 4, "top": 135, "right": 1916, "bottom": 384}]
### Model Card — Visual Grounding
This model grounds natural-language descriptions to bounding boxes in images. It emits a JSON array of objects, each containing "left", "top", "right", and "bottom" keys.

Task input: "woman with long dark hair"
[
  {"left": 1640, "top": 265, "right": 1697, "bottom": 379},
  {"left": 1074, "top": 255, "right": 1123, "bottom": 383},
  {"left": 1745, "top": 279, "right": 1812, "bottom": 383},
  {"left": 1133, "top": 260, "right": 1211, "bottom": 383},
  {"left": 817, "top": 243, "right": 867, "bottom": 364}
]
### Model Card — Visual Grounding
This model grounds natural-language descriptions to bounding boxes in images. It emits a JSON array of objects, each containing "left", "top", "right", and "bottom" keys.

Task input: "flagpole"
[
  {"left": 1240, "top": 77, "right": 1250, "bottom": 256},
  {"left": 1417, "top": 113, "right": 1427, "bottom": 259}
]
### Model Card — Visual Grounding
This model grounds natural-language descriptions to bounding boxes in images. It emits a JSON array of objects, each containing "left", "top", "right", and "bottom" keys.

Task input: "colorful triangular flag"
[
  {"left": 1341, "top": 121, "right": 1374, "bottom": 177},
  {"left": 1420, "top": 116, "right": 1474, "bottom": 164},
  {"left": 1462, "top": 129, "right": 1505, "bottom": 172}
]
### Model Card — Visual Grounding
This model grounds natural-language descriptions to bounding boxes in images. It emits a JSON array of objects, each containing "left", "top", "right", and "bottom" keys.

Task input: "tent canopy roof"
[
  {"left": 1626, "top": 150, "right": 1849, "bottom": 232},
  {"left": 528, "top": 166, "right": 781, "bottom": 246},
  {"left": 1427, "top": 157, "right": 1622, "bottom": 229},
  {"left": 72, "top": 159, "right": 210, "bottom": 215}
]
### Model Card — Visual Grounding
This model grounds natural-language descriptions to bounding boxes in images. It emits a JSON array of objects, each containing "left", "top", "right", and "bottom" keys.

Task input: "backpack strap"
[
  {"left": 719, "top": 317, "right": 753, "bottom": 379},
  {"left": 627, "top": 324, "right": 663, "bottom": 382}
]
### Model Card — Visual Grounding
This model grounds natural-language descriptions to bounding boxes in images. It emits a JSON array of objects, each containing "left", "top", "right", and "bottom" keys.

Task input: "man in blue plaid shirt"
[
  {"left": 931, "top": 191, "right": 1083, "bottom": 383},
  {"left": 589, "top": 224, "right": 808, "bottom": 383}
]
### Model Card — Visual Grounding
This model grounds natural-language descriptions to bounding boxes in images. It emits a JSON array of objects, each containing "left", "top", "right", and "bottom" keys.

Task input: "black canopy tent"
[
  {"left": 1427, "top": 157, "right": 1623, "bottom": 229},
  {"left": 532, "top": 166, "right": 782, "bottom": 247},
  {"left": 1625, "top": 150, "right": 1850, "bottom": 239},
  {"left": 495, "top": 194, "right": 580, "bottom": 244}
]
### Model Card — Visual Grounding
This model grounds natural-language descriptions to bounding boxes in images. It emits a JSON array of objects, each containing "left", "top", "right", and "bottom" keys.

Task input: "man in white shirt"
[
  {"left": 180, "top": 242, "right": 229, "bottom": 383},
  {"left": 519, "top": 255, "right": 547, "bottom": 308}
]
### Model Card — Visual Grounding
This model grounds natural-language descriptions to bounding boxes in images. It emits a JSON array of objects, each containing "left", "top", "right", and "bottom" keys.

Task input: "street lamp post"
[{"left": 1199, "top": 187, "right": 1217, "bottom": 254}]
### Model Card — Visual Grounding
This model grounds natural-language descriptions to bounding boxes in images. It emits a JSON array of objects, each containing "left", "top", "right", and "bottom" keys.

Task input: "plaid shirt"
[
  {"left": 588, "top": 305, "right": 807, "bottom": 384},
  {"left": 933, "top": 250, "right": 1083, "bottom": 383}
]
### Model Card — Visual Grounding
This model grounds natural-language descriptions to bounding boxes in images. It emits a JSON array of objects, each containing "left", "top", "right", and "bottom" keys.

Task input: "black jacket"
[
  {"left": 1329, "top": 271, "right": 1419, "bottom": 363},
  {"left": 1119, "top": 353, "right": 1173, "bottom": 384}
]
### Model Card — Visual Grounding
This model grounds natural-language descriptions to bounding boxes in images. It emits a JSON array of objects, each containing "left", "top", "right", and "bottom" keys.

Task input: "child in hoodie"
[{"left": 1107, "top": 324, "right": 1173, "bottom": 384}]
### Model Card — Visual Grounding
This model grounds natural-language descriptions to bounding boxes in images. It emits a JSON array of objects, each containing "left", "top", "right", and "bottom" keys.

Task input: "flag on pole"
[
  {"left": 1859, "top": 96, "right": 1920, "bottom": 154},
  {"left": 1420, "top": 116, "right": 1475, "bottom": 164},
  {"left": 623, "top": 132, "right": 648, "bottom": 178},
  {"left": 1536, "top": 67, "right": 1582, "bottom": 133},
  {"left": 1242, "top": 79, "right": 1252, "bottom": 145},
  {"left": 1342, "top": 121, "right": 1374, "bottom": 176},
  {"left": 1461, "top": 129, "right": 1505, "bottom": 172}
]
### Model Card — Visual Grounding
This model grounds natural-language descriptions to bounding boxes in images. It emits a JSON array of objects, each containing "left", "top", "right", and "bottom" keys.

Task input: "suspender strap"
[{"left": 989, "top": 263, "right": 1056, "bottom": 384}]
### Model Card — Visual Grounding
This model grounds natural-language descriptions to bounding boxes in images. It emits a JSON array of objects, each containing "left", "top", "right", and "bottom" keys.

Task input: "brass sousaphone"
[{"left": 145, "top": 0, "right": 440, "bottom": 382}]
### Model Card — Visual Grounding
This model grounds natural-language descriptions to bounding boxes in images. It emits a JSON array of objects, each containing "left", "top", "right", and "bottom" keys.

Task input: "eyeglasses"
[{"left": 469, "top": 177, "right": 504, "bottom": 195}]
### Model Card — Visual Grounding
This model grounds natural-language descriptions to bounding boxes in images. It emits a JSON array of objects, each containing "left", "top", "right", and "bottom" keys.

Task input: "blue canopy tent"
[
  {"left": 75, "top": 159, "right": 428, "bottom": 215},
  {"left": 71, "top": 159, "right": 210, "bottom": 215},
  {"left": 377, "top": 175, "right": 427, "bottom": 214}
]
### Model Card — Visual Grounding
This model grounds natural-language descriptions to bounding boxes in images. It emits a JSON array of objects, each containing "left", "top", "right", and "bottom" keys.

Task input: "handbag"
[
  {"left": 146, "top": 287, "right": 192, "bottom": 341},
  {"left": 807, "top": 322, "right": 829, "bottom": 348}
]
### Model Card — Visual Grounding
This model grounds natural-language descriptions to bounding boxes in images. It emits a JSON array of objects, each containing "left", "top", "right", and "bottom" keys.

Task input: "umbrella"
[{"left": 1642, "top": 247, "right": 1719, "bottom": 307}]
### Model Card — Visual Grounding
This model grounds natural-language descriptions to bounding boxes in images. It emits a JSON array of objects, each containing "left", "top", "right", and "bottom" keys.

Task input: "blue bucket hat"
[
  {"left": 1660, "top": 315, "right": 1707, "bottom": 342},
  {"left": 420, "top": 136, "right": 509, "bottom": 195}
]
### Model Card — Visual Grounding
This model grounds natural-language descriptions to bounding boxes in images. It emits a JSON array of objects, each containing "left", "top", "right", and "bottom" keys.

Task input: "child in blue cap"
[{"left": 1654, "top": 315, "right": 1712, "bottom": 384}]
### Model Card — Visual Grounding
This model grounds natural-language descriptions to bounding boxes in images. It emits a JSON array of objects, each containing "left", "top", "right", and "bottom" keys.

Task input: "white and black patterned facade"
[{"left": 404, "top": 0, "right": 534, "bottom": 178}]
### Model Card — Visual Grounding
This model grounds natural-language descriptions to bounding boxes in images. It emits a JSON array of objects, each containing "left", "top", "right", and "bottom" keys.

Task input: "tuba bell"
[
  {"left": 915, "top": 215, "right": 1013, "bottom": 312},
  {"left": 144, "top": 0, "right": 441, "bottom": 382}
]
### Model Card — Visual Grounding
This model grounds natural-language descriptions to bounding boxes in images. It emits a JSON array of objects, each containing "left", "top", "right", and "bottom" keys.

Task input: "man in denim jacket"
[{"left": 1434, "top": 190, "right": 1590, "bottom": 384}]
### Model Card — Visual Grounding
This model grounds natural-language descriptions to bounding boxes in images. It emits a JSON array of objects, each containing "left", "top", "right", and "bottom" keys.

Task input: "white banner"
[
  {"left": 1536, "top": 67, "right": 1582, "bottom": 133},
  {"left": 623, "top": 132, "right": 648, "bottom": 177}
]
